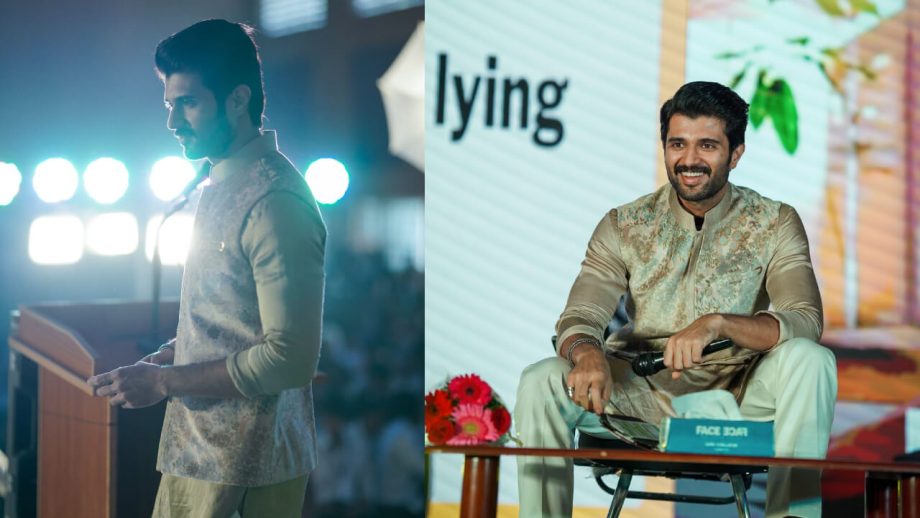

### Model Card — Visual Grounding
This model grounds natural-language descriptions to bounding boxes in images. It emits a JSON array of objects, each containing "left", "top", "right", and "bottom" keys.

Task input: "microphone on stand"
[
  {"left": 631, "top": 338, "right": 734, "bottom": 377},
  {"left": 145, "top": 161, "right": 210, "bottom": 353}
]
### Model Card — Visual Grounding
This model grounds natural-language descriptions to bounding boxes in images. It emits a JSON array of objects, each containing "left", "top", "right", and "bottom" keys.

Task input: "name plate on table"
[{"left": 659, "top": 418, "right": 774, "bottom": 457}]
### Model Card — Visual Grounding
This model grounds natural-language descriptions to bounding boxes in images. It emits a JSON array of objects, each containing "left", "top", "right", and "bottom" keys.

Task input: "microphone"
[
  {"left": 631, "top": 338, "right": 734, "bottom": 377},
  {"left": 164, "top": 161, "right": 210, "bottom": 218},
  {"left": 145, "top": 161, "right": 210, "bottom": 353}
]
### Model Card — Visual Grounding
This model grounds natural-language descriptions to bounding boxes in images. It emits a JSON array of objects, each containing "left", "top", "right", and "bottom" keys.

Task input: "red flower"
[
  {"left": 425, "top": 389, "right": 453, "bottom": 427},
  {"left": 448, "top": 404, "right": 500, "bottom": 445},
  {"left": 427, "top": 418, "right": 456, "bottom": 445},
  {"left": 491, "top": 406, "right": 511, "bottom": 435},
  {"left": 448, "top": 374, "right": 492, "bottom": 406}
]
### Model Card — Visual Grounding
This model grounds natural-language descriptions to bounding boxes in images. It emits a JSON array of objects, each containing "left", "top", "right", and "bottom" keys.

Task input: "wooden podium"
[{"left": 7, "top": 301, "right": 179, "bottom": 518}]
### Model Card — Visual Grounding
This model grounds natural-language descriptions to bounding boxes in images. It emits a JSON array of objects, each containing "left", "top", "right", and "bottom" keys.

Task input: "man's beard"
[
  {"left": 667, "top": 161, "right": 730, "bottom": 203},
  {"left": 178, "top": 112, "right": 234, "bottom": 160}
]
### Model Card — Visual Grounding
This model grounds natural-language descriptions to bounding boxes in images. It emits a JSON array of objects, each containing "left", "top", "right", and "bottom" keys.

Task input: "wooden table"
[{"left": 426, "top": 445, "right": 920, "bottom": 518}]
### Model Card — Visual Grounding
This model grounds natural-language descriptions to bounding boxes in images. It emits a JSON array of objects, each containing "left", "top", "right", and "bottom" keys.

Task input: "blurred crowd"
[{"left": 307, "top": 244, "right": 425, "bottom": 517}]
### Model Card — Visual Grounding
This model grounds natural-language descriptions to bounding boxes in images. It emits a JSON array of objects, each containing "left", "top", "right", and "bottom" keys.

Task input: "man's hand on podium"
[{"left": 87, "top": 362, "right": 168, "bottom": 409}]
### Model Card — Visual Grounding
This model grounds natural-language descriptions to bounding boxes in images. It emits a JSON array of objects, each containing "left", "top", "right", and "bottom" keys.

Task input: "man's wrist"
[
  {"left": 157, "top": 366, "right": 175, "bottom": 397},
  {"left": 565, "top": 336, "right": 603, "bottom": 364},
  {"left": 700, "top": 313, "right": 724, "bottom": 338}
]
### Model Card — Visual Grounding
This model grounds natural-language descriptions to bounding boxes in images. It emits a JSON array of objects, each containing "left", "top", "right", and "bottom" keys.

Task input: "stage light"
[
  {"left": 304, "top": 158, "right": 349, "bottom": 204},
  {"left": 145, "top": 214, "right": 194, "bottom": 265},
  {"left": 33, "top": 158, "right": 79, "bottom": 203},
  {"left": 84, "top": 158, "right": 129, "bottom": 204},
  {"left": 150, "top": 157, "right": 196, "bottom": 201},
  {"left": 86, "top": 213, "right": 139, "bottom": 256},
  {"left": 28, "top": 215, "right": 84, "bottom": 265},
  {"left": 0, "top": 162, "right": 22, "bottom": 206}
]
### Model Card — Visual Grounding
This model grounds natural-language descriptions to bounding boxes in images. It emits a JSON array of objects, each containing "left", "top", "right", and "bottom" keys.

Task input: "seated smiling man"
[{"left": 514, "top": 81, "right": 837, "bottom": 518}]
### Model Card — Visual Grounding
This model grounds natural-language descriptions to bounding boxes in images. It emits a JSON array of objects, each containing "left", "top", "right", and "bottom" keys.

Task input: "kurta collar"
[
  {"left": 668, "top": 182, "right": 734, "bottom": 231},
  {"left": 209, "top": 131, "right": 278, "bottom": 184}
]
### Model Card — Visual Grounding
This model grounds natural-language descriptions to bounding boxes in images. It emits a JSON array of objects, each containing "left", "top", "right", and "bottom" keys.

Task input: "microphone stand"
[{"left": 144, "top": 162, "right": 210, "bottom": 354}]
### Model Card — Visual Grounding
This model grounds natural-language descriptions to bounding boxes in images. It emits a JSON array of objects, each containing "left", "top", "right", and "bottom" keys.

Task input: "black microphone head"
[{"left": 632, "top": 353, "right": 664, "bottom": 377}]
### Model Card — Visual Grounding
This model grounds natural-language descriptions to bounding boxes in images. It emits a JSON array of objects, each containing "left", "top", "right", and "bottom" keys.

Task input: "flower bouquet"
[{"left": 425, "top": 373, "right": 516, "bottom": 446}]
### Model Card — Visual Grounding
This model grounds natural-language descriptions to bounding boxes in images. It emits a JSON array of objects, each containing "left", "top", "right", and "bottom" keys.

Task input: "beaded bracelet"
[{"left": 564, "top": 336, "right": 602, "bottom": 364}]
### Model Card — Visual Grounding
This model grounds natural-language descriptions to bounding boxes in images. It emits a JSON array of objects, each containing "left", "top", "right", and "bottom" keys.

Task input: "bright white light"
[
  {"left": 150, "top": 157, "right": 196, "bottom": 201},
  {"left": 304, "top": 158, "right": 349, "bottom": 204},
  {"left": 0, "top": 162, "right": 22, "bottom": 206},
  {"left": 86, "top": 213, "right": 139, "bottom": 256},
  {"left": 84, "top": 158, "right": 129, "bottom": 204},
  {"left": 145, "top": 214, "right": 194, "bottom": 265},
  {"left": 28, "top": 215, "right": 84, "bottom": 265},
  {"left": 33, "top": 158, "right": 79, "bottom": 203}
]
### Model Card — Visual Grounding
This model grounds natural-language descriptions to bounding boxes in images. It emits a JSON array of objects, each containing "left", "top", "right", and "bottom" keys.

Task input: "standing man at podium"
[
  {"left": 514, "top": 82, "right": 837, "bottom": 518},
  {"left": 88, "top": 19, "right": 326, "bottom": 518}
]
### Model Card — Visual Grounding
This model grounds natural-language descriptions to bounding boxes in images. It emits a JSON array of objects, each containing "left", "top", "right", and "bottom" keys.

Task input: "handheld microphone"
[{"left": 631, "top": 338, "right": 734, "bottom": 377}]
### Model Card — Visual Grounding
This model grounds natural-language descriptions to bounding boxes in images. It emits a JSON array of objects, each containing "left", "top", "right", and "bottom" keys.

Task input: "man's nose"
[{"left": 166, "top": 108, "right": 182, "bottom": 131}]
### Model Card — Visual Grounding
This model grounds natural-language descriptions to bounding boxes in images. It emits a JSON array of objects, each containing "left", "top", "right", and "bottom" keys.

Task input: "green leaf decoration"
[
  {"left": 729, "top": 63, "right": 750, "bottom": 89},
  {"left": 787, "top": 36, "right": 810, "bottom": 46},
  {"left": 856, "top": 65, "right": 877, "bottom": 80},
  {"left": 749, "top": 71, "right": 770, "bottom": 129},
  {"left": 850, "top": 0, "right": 879, "bottom": 15},
  {"left": 816, "top": 62, "right": 842, "bottom": 94},
  {"left": 816, "top": 0, "right": 846, "bottom": 16},
  {"left": 715, "top": 50, "right": 746, "bottom": 60},
  {"left": 768, "top": 79, "right": 799, "bottom": 154}
]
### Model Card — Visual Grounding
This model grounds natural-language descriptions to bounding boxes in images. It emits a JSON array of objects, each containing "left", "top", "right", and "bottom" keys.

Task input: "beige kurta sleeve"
[
  {"left": 555, "top": 209, "right": 629, "bottom": 354},
  {"left": 226, "top": 190, "right": 326, "bottom": 398},
  {"left": 755, "top": 203, "right": 823, "bottom": 345}
]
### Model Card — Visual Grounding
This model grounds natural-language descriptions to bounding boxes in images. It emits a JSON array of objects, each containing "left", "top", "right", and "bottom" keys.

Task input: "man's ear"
[
  {"left": 226, "top": 85, "right": 252, "bottom": 119},
  {"left": 729, "top": 143, "right": 745, "bottom": 170}
]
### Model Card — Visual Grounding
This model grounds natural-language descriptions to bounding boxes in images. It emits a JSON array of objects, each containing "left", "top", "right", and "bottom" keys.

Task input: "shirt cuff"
[
  {"left": 556, "top": 324, "right": 604, "bottom": 355},
  {"left": 225, "top": 351, "right": 261, "bottom": 399}
]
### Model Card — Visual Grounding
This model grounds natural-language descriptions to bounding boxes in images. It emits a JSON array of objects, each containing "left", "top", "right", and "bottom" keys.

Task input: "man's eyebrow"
[
  {"left": 164, "top": 95, "right": 195, "bottom": 107},
  {"left": 666, "top": 136, "right": 686, "bottom": 142},
  {"left": 699, "top": 138, "right": 722, "bottom": 145}
]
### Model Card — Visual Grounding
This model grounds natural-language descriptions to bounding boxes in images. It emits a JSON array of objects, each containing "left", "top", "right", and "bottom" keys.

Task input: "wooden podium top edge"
[
  {"left": 9, "top": 336, "right": 95, "bottom": 397},
  {"left": 18, "top": 305, "right": 99, "bottom": 359}
]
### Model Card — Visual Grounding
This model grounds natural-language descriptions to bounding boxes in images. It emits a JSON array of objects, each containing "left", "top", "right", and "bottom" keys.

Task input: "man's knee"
[
  {"left": 519, "top": 356, "right": 570, "bottom": 390},
  {"left": 774, "top": 338, "right": 836, "bottom": 370}
]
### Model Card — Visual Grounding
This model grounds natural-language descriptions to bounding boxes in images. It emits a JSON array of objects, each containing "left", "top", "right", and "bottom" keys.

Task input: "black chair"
[{"left": 575, "top": 433, "right": 766, "bottom": 518}]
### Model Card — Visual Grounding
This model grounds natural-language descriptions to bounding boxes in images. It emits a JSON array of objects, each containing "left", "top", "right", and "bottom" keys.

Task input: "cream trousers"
[
  {"left": 152, "top": 473, "right": 309, "bottom": 518},
  {"left": 514, "top": 337, "right": 837, "bottom": 518}
]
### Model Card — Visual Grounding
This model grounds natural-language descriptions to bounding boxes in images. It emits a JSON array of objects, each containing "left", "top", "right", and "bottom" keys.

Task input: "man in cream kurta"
[
  {"left": 88, "top": 20, "right": 324, "bottom": 518},
  {"left": 515, "top": 82, "right": 837, "bottom": 518}
]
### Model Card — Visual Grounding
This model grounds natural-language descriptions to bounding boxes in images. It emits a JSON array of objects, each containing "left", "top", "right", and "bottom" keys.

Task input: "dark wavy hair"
[
  {"left": 155, "top": 19, "right": 265, "bottom": 127},
  {"left": 659, "top": 81, "right": 749, "bottom": 152}
]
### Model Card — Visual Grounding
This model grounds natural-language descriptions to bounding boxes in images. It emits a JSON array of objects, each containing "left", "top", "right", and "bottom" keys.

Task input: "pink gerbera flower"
[{"left": 447, "top": 404, "right": 500, "bottom": 445}]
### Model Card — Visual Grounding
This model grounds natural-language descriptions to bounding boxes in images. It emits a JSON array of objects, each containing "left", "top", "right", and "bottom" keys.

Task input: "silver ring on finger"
[{"left": 566, "top": 385, "right": 575, "bottom": 399}]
